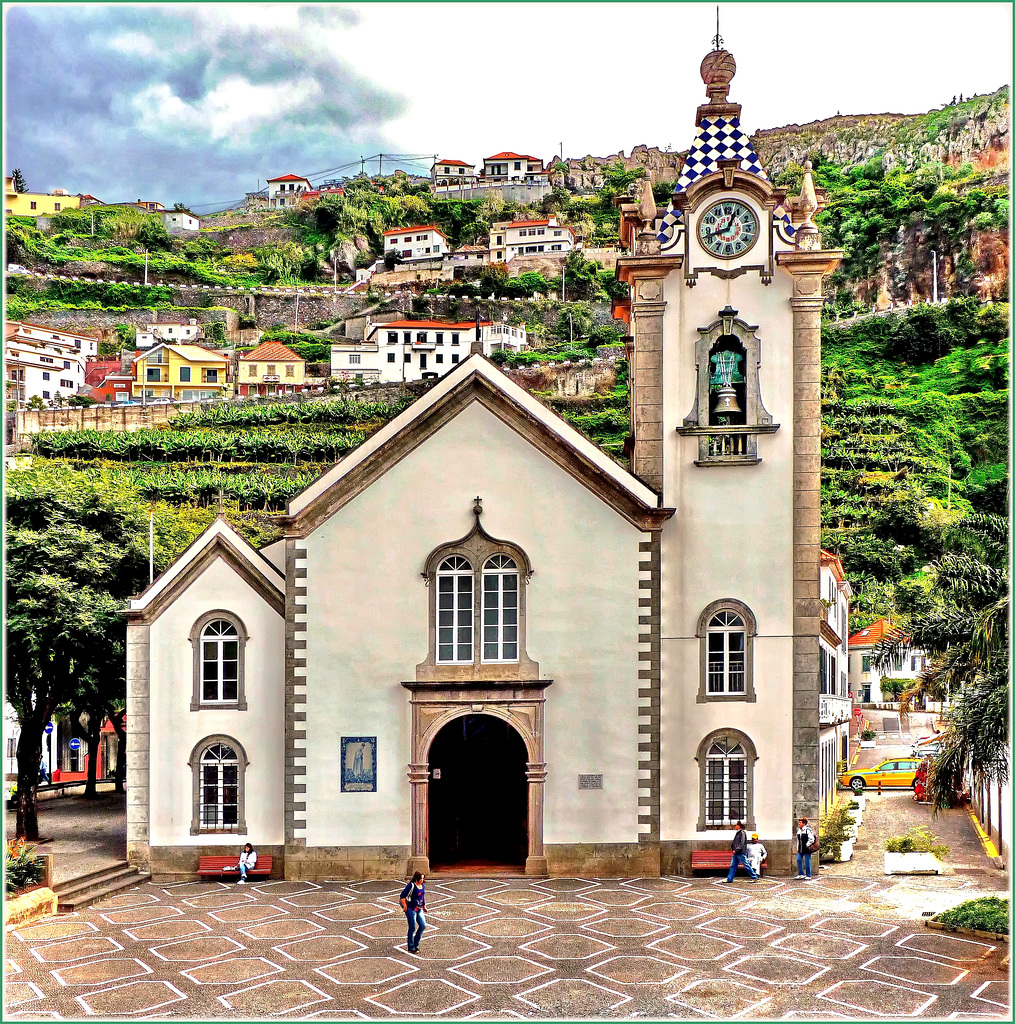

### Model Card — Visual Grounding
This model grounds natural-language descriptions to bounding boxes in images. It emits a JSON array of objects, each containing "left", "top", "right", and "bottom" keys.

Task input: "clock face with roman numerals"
[{"left": 698, "top": 199, "right": 759, "bottom": 259}]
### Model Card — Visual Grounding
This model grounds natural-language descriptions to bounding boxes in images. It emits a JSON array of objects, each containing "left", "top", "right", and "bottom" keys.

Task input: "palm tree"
[{"left": 874, "top": 514, "right": 1008, "bottom": 809}]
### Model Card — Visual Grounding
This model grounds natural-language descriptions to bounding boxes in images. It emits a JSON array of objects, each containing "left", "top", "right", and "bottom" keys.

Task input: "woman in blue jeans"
[
  {"left": 796, "top": 817, "right": 816, "bottom": 879},
  {"left": 399, "top": 871, "right": 426, "bottom": 953}
]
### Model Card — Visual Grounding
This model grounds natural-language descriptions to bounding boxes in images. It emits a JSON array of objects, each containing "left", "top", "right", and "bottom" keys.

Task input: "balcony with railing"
[{"left": 819, "top": 693, "right": 852, "bottom": 726}]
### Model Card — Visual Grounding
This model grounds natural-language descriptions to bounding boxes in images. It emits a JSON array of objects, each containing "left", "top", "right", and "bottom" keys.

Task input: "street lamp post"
[
  {"left": 931, "top": 249, "right": 938, "bottom": 304},
  {"left": 143, "top": 249, "right": 149, "bottom": 287}
]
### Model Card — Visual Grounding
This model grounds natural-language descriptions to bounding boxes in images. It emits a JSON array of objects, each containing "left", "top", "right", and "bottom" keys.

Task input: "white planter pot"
[
  {"left": 853, "top": 794, "right": 866, "bottom": 811},
  {"left": 838, "top": 839, "right": 854, "bottom": 861},
  {"left": 844, "top": 821, "right": 858, "bottom": 840},
  {"left": 860, "top": 740, "right": 876, "bottom": 748},
  {"left": 847, "top": 808, "right": 863, "bottom": 826},
  {"left": 884, "top": 851, "right": 943, "bottom": 875}
]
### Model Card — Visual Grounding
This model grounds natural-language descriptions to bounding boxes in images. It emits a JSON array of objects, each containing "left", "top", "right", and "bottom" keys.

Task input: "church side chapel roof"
[
  {"left": 656, "top": 48, "right": 797, "bottom": 247},
  {"left": 126, "top": 517, "right": 284, "bottom": 622},
  {"left": 285, "top": 353, "right": 672, "bottom": 535}
]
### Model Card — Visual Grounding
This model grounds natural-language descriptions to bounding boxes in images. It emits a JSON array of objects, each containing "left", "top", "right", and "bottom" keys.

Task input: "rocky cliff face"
[
  {"left": 753, "top": 86, "right": 1010, "bottom": 179},
  {"left": 562, "top": 86, "right": 1009, "bottom": 188}
]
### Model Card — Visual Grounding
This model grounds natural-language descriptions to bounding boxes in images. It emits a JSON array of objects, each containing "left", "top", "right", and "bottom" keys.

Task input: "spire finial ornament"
[
  {"left": 794, "top": 160, "right": 821, "bottom": 251},
  {"left": 635, "top": 171, "right": 661, "bottom": 255},
  {"left": 473, "top": 496, "right": 483, "bottom": 518},
  {"left": 712, "top": 4, "right": 723, "bottom": 50}
]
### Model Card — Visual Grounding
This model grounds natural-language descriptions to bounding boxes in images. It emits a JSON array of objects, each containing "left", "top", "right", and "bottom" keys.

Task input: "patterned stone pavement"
[{"left": 4, "top": 873, "right": 1010, "bottom": 1019}]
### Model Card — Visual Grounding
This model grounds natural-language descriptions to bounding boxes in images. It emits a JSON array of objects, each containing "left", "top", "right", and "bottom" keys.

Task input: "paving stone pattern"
[{"left": 5, "top": 874, "right": 1009, "bottom": 1019}]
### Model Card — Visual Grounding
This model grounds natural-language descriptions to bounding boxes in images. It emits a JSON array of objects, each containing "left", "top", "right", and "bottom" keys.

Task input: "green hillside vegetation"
[{"left": 820, "top": 298, "right": 1008, "bottom": 623}]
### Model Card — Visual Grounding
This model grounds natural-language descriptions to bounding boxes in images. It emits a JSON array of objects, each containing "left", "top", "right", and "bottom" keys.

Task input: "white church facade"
[{"left": 126, "top": 47, "right": 841, "bottom": 879}]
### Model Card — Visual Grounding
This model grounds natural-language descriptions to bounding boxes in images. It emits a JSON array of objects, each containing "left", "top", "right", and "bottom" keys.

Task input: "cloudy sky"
[{"left": 4, "top": 2, "right": 1011, "bottom": 209}]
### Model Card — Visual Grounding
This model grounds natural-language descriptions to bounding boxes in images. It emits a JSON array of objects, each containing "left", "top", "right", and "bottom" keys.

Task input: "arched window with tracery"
[
  {"left": 189, "top": 736, "right": 248, "bottom": 834},
  {"left": 437, "top": 556, "right": 473, "bottom": 664},
  {"left": 696, "top": 728, "right": 758, "bottom": 831},
  {"left": 696, "top": 599, "right": 757, "bottom": 702},
  {"left": 189, "top": 611, "right": 248, "bottom": 711},
  {"left": 483, "top": 555, "right": 519, "bottom": 662}
]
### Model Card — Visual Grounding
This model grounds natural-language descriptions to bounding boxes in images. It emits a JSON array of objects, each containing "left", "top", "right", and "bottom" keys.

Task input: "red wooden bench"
[
  {"left": 196, "top": 854, "right": 272, "bottom": 879},
  {"left": 691, "top": 850, "right": 767, "bottom": 875}
]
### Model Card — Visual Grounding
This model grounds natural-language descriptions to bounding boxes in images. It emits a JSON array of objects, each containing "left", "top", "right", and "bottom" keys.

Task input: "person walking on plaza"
[
  {"left": 746, "top": 832, "right": 767, "bottom": 878},
  {"left": 723, "top": 820, "right": 760, "bottom": 882},
  {"left": 400, "top": 871, "right": 427, "bottom": 953},
  {"left": 796, "top": 817, "right": 817, "bottom": 879},
  {"left": 235, "top": 843, "right": 257, "bottom": 883}
]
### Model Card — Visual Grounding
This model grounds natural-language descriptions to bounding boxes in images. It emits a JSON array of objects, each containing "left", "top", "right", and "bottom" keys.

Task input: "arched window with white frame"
[
  {"left": 483, "top": 555, "right": 519, "bottom": 662},
  {"left": 696, "top": 728, "right": 757, "bottom": 831},
  {"left": 696, "top": 599, "right": 758, "bottom": 702},
  {"left": 189, "top": 735, "right": 248, "bottom": 835},
  {"left": 189, "top": 611, "right": 248, "bottom": 711},
  {"left": 437, "top": 556, "right": 473, "bottom": 664}
]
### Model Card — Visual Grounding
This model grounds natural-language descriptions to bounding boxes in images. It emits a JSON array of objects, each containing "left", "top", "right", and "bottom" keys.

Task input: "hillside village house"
[
  {"left": 431, "top": 158, "right": 479, "bottom": 187},
  {"left": 489, "top": 217, "right": 575, "bottom": 262},
  {"left": 384, "top": 225, "right": 448, "bottom": 263},
  {"left": 447, "top": 244, "right": 490, "bottom": 272},
  {"left": 237, "top": 341, "right": 306, "bottom": 397},
  {"left": 818, "top": 550, "right": 853, "bottom": 815},
  {"left": 4, "top": 178, "right": 81, "bottom": 217},
  {"left": 132, "top": 343, "right": 230, "bottom": 402},
  {"left": 5, "top": 321, "right": 87, "bottom": 404},
  {"left": 135, "top": 200, "right": 165, "bottom": 212},
  {"left": 331, "top": 319, "right": 526, "bottom": 383},
  {"left": 481, "top": 152, "right": 549, "bottom": 184},
  {"left": 135, "top": 319, "right": 203, "bottom": 350},
  {"left": 267, "top": 173, "right": 311, "bottom": 208},
  {"left": 162, "top": 209, "right": 201, "bottom": 232},
  {"left": 126, "top": 46, "right": 844, "bottom": 881},
  {"left": 848, "top": 618, "right": 930, "bottom": 704}
]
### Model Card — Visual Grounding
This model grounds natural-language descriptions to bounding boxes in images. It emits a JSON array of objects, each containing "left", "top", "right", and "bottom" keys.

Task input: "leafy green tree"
[
  {"left": 136, "top": 215, "right": 173, "bottom": 252},
  {"left": 12, "top": 167, "right": 28, "bottom": 192},
  {"left": 561, "top": 249, "right": 602, "bottom": 301},
  {"left": 5, "top": 468, "right": 149, "bottom": 837}
]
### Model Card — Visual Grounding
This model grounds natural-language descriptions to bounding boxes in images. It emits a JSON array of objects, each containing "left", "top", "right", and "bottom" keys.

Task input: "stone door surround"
[{"left": 401, "top": 680, "right": 552, "bottom": 875}]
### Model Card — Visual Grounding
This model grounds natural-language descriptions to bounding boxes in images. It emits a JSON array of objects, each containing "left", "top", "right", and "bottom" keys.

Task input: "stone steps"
[{"left": 54, "top": 863, "right": 147, "bottom": 912}]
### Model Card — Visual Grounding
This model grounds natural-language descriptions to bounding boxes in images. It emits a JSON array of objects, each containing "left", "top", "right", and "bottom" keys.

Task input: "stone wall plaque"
[
  {"left": 578, "top": 773, "right": 603, "bottom": 790},
  {"left": 341, "top": 737, "right": 377, "bottom": 792}
]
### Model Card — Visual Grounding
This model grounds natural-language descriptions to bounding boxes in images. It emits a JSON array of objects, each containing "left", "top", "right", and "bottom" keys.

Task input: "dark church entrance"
[{"left": 427, "top": 714, "right": 527, "bottom": 869}]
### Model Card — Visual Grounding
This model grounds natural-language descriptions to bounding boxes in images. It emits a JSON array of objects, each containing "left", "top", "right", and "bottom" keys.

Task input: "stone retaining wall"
[{"left": 3, "top": 887, "right": 57, "bottom": 929}]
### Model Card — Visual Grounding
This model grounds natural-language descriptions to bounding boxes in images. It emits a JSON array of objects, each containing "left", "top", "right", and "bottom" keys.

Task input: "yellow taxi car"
[{"left": 839, "top": 757, "right": 923, "bottom": 793}]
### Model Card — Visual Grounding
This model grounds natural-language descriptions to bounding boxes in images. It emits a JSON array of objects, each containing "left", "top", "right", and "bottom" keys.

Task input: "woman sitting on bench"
[{"left": 235, "top": 843, "right": 257, "bottom": 884}]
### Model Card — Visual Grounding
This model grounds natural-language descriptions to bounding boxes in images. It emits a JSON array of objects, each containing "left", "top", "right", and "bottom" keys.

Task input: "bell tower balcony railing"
[{"left": 675, "top": 422, "right": 780, "bottom": 466}]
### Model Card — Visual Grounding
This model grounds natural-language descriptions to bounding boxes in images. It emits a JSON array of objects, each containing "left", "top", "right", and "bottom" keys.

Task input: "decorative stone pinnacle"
[
  {"left": 700, "top": 48, "right": 736, "bottom": 104},
  {"left": 473, "top": 496, "right": 483, "bottom": 518},
  {"left": 635, "top": 172, "right": 661, "bottom": 256},
  {"left": 795, "top": 159, "right": 820, "bottom": 250}
]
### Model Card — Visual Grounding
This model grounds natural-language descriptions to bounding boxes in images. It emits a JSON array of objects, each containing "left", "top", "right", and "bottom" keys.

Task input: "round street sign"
[
  {"left": 68, "top": 738, "right": 81, "bottom": 750},
  {"left": 45, "top": 723, "right": 54, "bottom": 734}
]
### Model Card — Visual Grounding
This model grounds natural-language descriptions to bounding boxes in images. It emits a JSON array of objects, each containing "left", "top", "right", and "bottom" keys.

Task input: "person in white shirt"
[
  {"left": 236, "top": 843, "right": 257, "bottom": 883},
  {"left": 746, "top": 833, "right": 767, "bottom": 877}
]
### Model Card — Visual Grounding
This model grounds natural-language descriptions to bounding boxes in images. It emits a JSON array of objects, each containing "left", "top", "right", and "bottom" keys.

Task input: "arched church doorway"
[{"left": 427, "top": 714, "right": 527, "bottom": 869}]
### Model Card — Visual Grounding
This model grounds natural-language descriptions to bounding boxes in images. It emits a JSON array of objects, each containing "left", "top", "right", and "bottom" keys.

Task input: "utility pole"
[
  {"left": 931, "top": 249, "right": 938, "bottom": 303},
  {"left": 947, "top": 461, "right": 952, "bottom": 508},
  {"left": 294, "top": 288, "right": 300, "bottom": 331},
  {"left": 561, "top": 264, "right": 565, "bottom": 303},
  {"left": 360, "top": 156, "right": 365, "bottom": 176},
  {"left": 91, "top": 209, "right": 95, "bottom": 236},
  {"left": 333, "top": 250, "right": 337, "bottom": 294},
  {"left": 378, "top": 154, "right": 383, "bottom": 177},
  {"left": 143, "top": 249, "right": 148, "bottom": 287}
]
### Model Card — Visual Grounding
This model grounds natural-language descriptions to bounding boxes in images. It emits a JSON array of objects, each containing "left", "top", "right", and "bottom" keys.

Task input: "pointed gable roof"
[
  {"left": 285, "top": 354, "right": 673, "bottom": 536},
  {"left": 848, "top": 617, "right": 910, "bottom": 649},
  {"left": 125, "top": 517, "right": 284, "bottom": 623}
]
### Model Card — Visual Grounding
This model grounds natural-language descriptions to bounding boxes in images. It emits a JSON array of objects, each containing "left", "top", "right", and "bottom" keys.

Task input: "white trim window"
[
  {"left": 707, "top": 611, "right": 746, "bottom": 694},
  {"left": 482, "top": 554, "right": 519, "bottom": 662},
  {"left": 437, "top": 556, "right": 473, "bottom": 663},
  {"left": 201, "top": 620, "right": 239, "bottom": 702},
  {"left": 705, "top": 738, "right": 747, "bottom": 826},
  {"left": 200, "top": 743, "right": 239, "bottom": 828}
]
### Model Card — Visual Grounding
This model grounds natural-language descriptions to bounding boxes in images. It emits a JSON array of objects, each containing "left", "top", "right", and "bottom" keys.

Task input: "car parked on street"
[
  {"left": 839, "top": 756, "right": 923, "bottom": 793},
  {"left": 911, "top": 739, "right": 943, "bottom": 758}
]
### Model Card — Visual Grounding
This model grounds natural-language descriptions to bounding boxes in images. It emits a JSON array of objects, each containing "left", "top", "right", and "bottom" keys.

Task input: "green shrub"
[
  {"left": 861, "top": 729, "right": 876, "bottom": 740},
  {"left": 935, "top": 896, "right": 1009, "bottom": 934},
  {"left": 819, "top": 805, "right": 855, "bottom": 858},
  {"left": 885, "top": 826, "right": 950, "bottom": 858}
]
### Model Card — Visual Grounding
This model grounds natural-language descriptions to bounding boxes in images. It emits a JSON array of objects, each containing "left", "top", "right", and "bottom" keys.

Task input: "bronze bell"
[{"left": 713, "top": 384, "right": 742, "bottom": 416}]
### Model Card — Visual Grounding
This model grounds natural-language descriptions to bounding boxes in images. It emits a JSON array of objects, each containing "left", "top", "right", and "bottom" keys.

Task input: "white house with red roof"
[
  {"left": 431, "top": 158, "right": 478, "bottom": 187},
  {"left": 5, "top": 320, "right": 88, "bottom": 405},
  {"left": 267, "top": 173, "right": 312, "bottom": 208},
  {"left": 847, "top": 617, "right": 930, "bottom": 704},
  {"left": 383, "top": 225, "right": 448, "bottom": 263},
  {"left": 489, "top": 216, "right": 574, "bottom": 263},
  {"left": 481, "top": 152, "right": 549, "bottom": 184},
  {"left": 331, "top": 318, "right": 526, "bottom": 383}
]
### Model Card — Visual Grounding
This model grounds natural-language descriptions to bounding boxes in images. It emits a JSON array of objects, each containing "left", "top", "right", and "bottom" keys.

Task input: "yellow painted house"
[
  {"left": 236, "top": 340, "right": 306, "bottom": 396},
  {"left": 132, "top": 344, "right": 230, "bottom": 402},
  {"left": 5, "top": 177, "right": 82, "bottom": 217}
]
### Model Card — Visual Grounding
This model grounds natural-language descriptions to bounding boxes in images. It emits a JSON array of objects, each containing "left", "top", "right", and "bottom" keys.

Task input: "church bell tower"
[{"left": 616, "top": 42, "right": 842, "bottom": 873}]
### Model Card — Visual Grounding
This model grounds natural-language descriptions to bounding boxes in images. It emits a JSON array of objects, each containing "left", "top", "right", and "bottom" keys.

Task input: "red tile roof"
[
  {"left": 267, "top": 173, "right": 310, "bottom": 182},
  {"left": 371, "top": 320, "right": 493, "bottom": 331},
  {"left": 382, "top": 224, "right": 447, "bottom": 237},
  {"left": 820, "top": 548, "right": 845, "bottom": 582},
  {"left": 434, "top": 159, "right": 473, "bottom": 167},
  {"left": 238, "top": 341, "right": 304, "bottom": 363},
  {"left": 848, "top": 618, "right": 910, "bottom": 648},
  {"left": 485, "top": 152, "right": 540, "bottom": 161}
]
